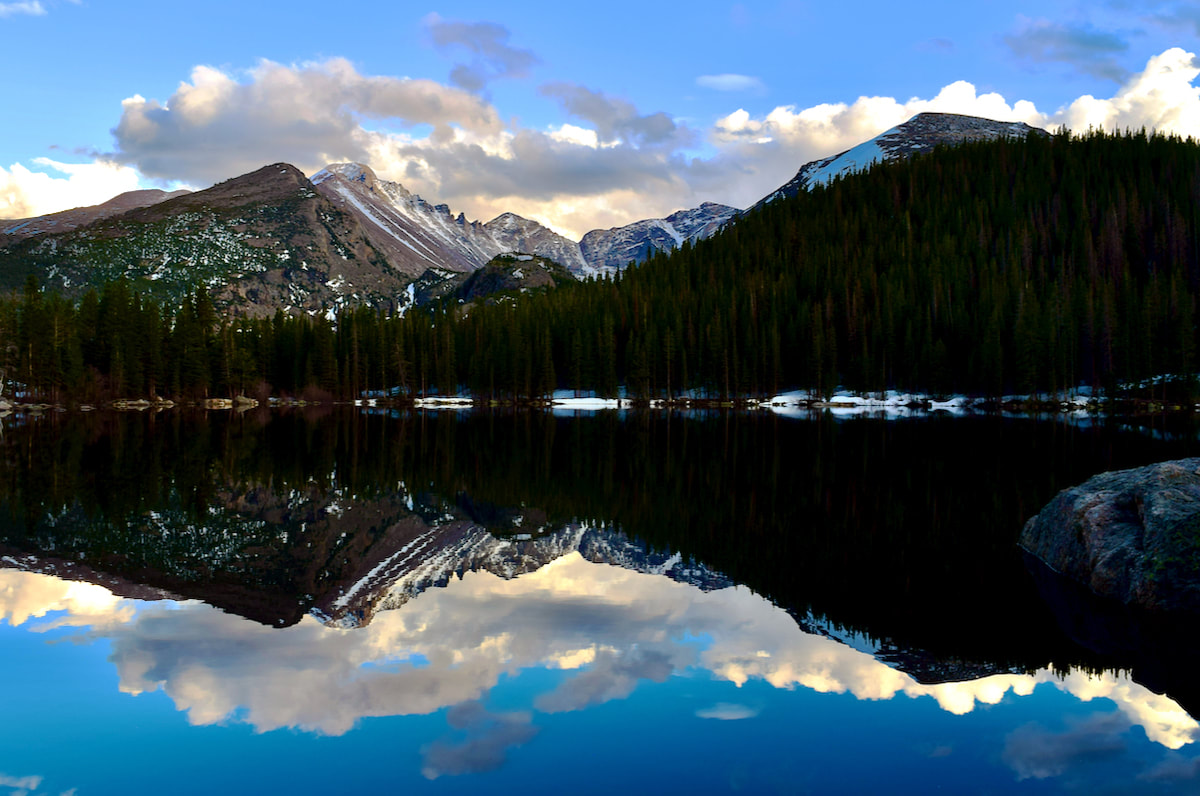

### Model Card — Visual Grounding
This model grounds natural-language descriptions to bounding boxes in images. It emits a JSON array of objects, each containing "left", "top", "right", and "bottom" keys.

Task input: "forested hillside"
[{"left": 2, "top": 129, "right": 1198, "bottom": 403}]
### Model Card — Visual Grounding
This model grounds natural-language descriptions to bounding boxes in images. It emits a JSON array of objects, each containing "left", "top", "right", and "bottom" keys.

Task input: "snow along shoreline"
[
  {"left": 406, "top": 387, "right": 1130, "bottom": 419},
  {"left": 1, "top": 386, "right": 1180, "bottom": 420}
]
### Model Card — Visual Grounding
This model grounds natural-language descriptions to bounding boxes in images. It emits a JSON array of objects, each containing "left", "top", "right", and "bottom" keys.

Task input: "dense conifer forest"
[{"left": 2, "top": 128, "right": 1199, "bottom": 403}]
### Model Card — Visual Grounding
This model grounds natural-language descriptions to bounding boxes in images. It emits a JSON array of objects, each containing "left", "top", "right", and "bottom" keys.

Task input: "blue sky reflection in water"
[{"left": 2, "top": 555, "right": 1199, "bottom": 795}]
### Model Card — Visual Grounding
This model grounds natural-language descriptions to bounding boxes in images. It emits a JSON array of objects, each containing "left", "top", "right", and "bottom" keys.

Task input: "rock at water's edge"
[{"left": 1020, "top": 458, "right": 1200, "bottom": 612}]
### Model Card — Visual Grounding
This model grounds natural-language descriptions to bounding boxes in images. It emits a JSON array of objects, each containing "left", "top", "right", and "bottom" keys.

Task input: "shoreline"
[{"left": 1, "top": 392, "right": 1195, "bottom": 417}]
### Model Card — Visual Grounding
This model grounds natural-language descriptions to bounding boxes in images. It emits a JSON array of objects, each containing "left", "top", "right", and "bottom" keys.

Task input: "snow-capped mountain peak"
[{"left": 753, "top": 112, "right": 1046, "bottom": 210}]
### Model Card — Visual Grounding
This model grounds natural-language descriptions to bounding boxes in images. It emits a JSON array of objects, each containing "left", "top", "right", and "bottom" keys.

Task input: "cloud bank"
[
  {"left": 1003, "top": 712, "right": 1130, "bottom": 781},
  {"left": 5, "top": 46, "right": 1200, "bottom": 238}
]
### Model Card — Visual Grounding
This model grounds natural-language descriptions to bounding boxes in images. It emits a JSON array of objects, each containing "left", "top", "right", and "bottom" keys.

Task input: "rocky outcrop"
[
  {"left": 1020, "top": 459, "right": 1200, "bottom": 612},
  {"left": 457, "top": 253, "right": 574, "bottom": 302}
]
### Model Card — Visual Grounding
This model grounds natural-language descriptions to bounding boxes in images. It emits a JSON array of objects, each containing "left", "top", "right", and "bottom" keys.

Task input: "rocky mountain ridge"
[
  {"left": 311, "top": 162, "right": 592, "bottom": 277},
  {"left": 579, "top": 202, "right": 740, "bottom": 272}
]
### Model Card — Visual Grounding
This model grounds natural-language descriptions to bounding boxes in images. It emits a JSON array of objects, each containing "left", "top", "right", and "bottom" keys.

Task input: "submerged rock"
[{"left": 1020, "top": 459, "right": 1200, "bottom": 612}]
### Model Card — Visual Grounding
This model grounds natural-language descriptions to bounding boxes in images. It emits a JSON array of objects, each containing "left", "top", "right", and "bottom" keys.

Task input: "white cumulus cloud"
[
  {"left": 0, "top": 158, "right": 143, "bottom": 221},
  {"left": 1054, "top": 47, "right": 1200, "bottom": 134},
  {"left": 9, "top": 554, "right": 1192, "bottom": 753},
  {"left": 110, "top": 58, "right": 504, "bottom": 187}
]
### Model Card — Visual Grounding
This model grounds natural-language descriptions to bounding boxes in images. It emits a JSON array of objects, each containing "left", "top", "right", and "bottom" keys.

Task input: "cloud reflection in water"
[{"left": 1, "top": 555, "right": 1196, "bottom": 755}]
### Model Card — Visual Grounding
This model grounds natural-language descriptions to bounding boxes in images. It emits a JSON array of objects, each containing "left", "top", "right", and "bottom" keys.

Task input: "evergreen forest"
[{"left": 2, "top": 128, "right": 1199, "bottom": 403}]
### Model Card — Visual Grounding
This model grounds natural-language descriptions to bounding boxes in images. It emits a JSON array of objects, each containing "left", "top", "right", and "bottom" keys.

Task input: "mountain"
[
  {"left": 1, "top": 187, "right": 190, "bottom": 240},
  {"left": 751, "top": 112, "right": 1047, "bottom": 210},
  {"left": 579, "top": 202, "right": 740, "bottom": 273},
  {"left": 312, "top": 519, "right": 732, "bottom": 628},
  {"left": 0, "top": 482, "right": 1021, "bottom": 689},
  {"left": 310, "top": 162, "right": 489, "bottom": 275},
  {"left": 311, "top": 162, "right": 591, "bottom": 276},
  {"left": 580, "top": 113, "right": 1045, "bottom": 271},
  {"left": 0, "top": 163, "right": 412, "bottom": 316},
  {"left": 311, "top": 162, "right": 738, "bottom": 278},
  {"left": 486, "top": 211, "right": 591, "bottom": 274}
]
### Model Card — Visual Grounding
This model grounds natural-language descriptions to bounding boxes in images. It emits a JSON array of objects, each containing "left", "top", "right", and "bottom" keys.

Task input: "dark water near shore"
[{"left": 2, "top": 408, "right": 1200, "bottom": 794}]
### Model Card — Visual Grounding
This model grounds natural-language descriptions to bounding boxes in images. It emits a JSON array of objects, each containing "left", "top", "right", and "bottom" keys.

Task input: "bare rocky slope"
[
  {"left": 0, "top": 163, "right": 410, "bottom": 316},
  {"left": 312, "top": 161, "right": 735, "bottom": 279}
]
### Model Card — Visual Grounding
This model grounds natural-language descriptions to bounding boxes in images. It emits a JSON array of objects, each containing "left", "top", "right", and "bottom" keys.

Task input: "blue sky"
[{"left": 2, "top": 0, "right": 1199, "bottom": 237}]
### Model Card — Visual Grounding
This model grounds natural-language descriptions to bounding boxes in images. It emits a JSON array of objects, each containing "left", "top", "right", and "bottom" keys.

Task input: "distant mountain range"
[{"left": 0, "top": 112, "right": 1044, "bottom": 315}]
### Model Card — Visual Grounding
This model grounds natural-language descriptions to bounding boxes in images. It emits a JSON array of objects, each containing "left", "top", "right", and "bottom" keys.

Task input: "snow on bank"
[
  {"left": 387, "top": 385, "right": 1138, "bottom": 419},
  {"left": 413, "top": 396, "right": 475, "bottom": 410},
  {"left": 756, "top": 388, "right": 1108, "bottom": 419},
  {"left": 552, "top": 397, "right": 624, "bottom": 410}
]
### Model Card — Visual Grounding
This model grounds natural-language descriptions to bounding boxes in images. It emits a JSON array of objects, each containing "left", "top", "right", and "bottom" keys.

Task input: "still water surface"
[{"left": 2, "top": 408, "right": 1199, "bottom": 794}]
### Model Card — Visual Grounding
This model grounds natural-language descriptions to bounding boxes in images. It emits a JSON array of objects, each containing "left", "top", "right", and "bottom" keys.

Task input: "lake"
[{"left": 2, "top": 407, "right": 1199, "bottom": 794}]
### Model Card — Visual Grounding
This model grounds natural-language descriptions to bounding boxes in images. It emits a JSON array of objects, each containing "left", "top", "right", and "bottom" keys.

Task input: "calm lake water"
[{"left": 2, "top": 407, "right": 1200, "bottom": 794}]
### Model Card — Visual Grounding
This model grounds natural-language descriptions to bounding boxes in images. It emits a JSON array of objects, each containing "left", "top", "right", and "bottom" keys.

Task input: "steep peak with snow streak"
[
  {"left": 312, "top": 165, "right": 592, "bottom": 277},
  {"left": 311, "top": 162, "right": 494, "bottom": 277}
]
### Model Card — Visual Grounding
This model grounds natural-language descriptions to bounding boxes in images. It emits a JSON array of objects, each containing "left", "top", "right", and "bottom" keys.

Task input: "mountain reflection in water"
[{"left": 3, "top": 408, "right": 1200, "bottom": 792}]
